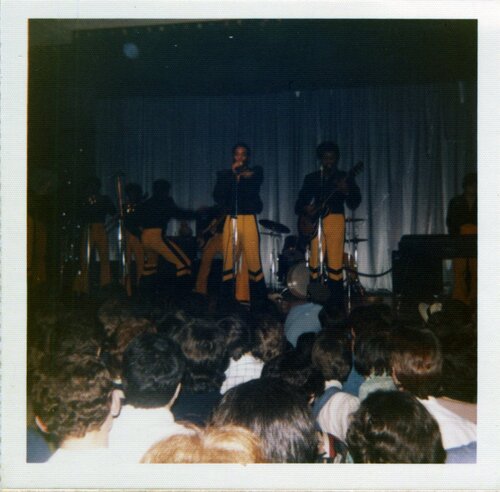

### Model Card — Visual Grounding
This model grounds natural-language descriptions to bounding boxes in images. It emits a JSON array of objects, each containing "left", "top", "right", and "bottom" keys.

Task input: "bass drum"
[{"left": 286, "top": 261, "right": 310, "bottom": 299}]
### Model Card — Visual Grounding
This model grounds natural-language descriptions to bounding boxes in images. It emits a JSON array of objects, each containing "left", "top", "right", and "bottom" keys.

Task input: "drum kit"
[{"left": 259, "top": 216, "right": 367, "bottom": 308}]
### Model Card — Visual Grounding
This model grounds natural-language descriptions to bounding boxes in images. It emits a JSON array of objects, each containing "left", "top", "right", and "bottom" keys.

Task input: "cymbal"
[
  {"left": 344, "top": 238, "right": 367, "bottom": 243},
  {"left": 345, "top": 218, "right": 365, "bottom": 223},
  {"left": 259, "top": 219, "right": 290, "bottom": 235}
]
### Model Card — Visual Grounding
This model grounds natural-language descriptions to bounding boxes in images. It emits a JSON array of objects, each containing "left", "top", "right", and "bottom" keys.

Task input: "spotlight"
[{"left": 123, "top": 42, "right": 139, "bottom": 59}]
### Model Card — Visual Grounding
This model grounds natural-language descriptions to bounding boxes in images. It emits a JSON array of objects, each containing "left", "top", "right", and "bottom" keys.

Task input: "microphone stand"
[
  {"left": 231, "top": 166, "right": 241, "bottom": 300},
  {"left": 317, "top": 165, "right": 326, "bottom": 284},
  {"left": 115, "top": 174, "right": 128, "bottom": 287}
]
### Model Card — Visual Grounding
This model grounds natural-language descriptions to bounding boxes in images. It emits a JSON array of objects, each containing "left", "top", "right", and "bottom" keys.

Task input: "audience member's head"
[
  {"left": 295, "top": 332, "right": 317, "bottom": 362},
  {"left": 98, "top": 296, "right": 133, "bottom": 338},
  {"left": 122, "top": 333, "right": 185, "bottom": 409},
  {"left": 346, "top": 390, "right": 446, "bottom": 463},
  {"left": 311, "top": 331, "right": 352, "bottom": 383},
  {"left": 318, "top": 301, "right": 347, "bottom": 334},
  {"left": 175, "top": 317, "right": 229, "bottom": 392},
  {"left": 261, "top": 351, "right": 324, "bottom": 401},
  {"left": 218, "top": 314, "right": 254, "bottom": 361},
  {"left": 141, "top": 425, "right": 265, "bottom": 463},
  {"left": 251, "top": 314, "right": 286, "bottom": 363},
  {"left": 109, "top": 317, "right": 156, "bottom": 375},
  {"left": 391, "top": 328, "right": 442, "bottom": 399},
  {"left": 211, "top": 378, "right": 318, "bottom": 463},
  {"left": 354, "top": 329, "right": 394, "bottom": 378},
  {"left": 347, "top": 305, "right": 390, "bottom": 340},
  {"left": 31, "top": 340, "right": 120, "bottom": 444}
]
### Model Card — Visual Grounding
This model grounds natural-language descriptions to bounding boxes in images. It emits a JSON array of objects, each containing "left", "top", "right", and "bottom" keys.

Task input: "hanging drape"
[{"left": 95, "top": 82, "right": 475, "bottom": 290}]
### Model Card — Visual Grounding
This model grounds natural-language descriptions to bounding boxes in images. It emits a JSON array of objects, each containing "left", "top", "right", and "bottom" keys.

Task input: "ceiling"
[{"left": 29, "top": 19, "right": 477, "bottom": 97}]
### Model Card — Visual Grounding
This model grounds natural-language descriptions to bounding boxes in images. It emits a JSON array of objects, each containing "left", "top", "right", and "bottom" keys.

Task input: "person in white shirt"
[
  {"left": 109, "top": 333, "right": 192, "bottom": 463},
  {"left": 311, "top": 330, "right": 360, "bottom": 442},
  {"left": 219, "top": 314, "right": 264, "bottom": 395}
]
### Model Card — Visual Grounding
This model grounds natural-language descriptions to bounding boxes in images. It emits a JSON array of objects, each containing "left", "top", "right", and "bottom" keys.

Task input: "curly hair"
[
  {"left": 122, "top": 333, "right": 185, "bottom": 408},
  {"left": 31, "top": 354, "right": 114, "bottom": 442},
  {"left": 141, "top": 424, "right": 265, "bottom": 463},
  {"left": 346, "top": 390, "right": 446, "bottom": 463}
]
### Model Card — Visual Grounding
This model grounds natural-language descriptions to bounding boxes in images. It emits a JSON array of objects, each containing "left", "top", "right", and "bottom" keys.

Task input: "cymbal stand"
[
  {"left": 266, "top": 231, "right": 281, "bottom": 291},
  {"left": 115, "top": 174, "right": 127, "bottom": 284}
]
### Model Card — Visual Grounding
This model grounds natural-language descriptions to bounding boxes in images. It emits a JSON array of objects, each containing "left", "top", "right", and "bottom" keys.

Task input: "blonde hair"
[{"left": 141, "top": 425, "right": 265, "bottom": 463}]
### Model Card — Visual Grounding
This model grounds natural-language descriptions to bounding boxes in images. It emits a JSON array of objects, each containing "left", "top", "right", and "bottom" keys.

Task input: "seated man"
[
  {"left": 30, "top": 335, "right": 122, "bottom": 464},
  {"left": 108, "top": 333, "right": 191, "bottom": 463},
  {"left": 311, "top": 331, "right": 359, "bottom": 442},
  {"left": 346, "top": 390, "right": 446, "bottom": 463}
]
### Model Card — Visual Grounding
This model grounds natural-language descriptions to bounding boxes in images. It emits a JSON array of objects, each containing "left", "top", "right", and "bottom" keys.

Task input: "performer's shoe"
[{"left": 327, "top": 279, "right": 346, "bottom": 314}]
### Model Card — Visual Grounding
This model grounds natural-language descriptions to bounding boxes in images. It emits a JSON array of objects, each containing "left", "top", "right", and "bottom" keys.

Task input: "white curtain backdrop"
[{"left": 95, "top": 82, "right": 476, "bottom": 290}]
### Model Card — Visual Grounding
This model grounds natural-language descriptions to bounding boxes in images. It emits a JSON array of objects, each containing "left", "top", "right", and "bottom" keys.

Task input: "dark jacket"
[
  {"left": 137, "top": 195, "right": 196, "bottom": 232},
  {"left": 295, "top": 169, "right": 361, "bottom": 216},
  {"left": 446, "top": 195, "right": 477, "bottom": 236},
  {"left": 213, "top": 166, "right": 264, "bottom": 215},
  {"left": 77, "top": 195, "right": 116, "bottom": 225}
]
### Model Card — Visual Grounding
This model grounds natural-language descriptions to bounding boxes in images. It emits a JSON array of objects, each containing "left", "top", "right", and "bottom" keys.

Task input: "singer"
[{"left": 213, "top": 143, "right": 267, "bottom": 307}]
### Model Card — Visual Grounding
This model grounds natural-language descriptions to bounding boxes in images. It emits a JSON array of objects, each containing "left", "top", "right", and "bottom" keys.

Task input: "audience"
[
  {"left": 108, "top": 333, "right": 192, "bottom": 462},
  {"left": 26, "top": 279, "right": 478, "bottom": 466}
]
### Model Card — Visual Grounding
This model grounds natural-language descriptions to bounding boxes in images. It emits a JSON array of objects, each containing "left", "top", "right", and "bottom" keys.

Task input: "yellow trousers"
[
  {"left": 195, "top": 233, "right": 250, "bottom": 302},
  {"left": 141, "top": 228, "right": 191, "bottom": 277},
  {"left": 73, "top": 222, "right": 111, "bottom": 293},
  {"left": 309, "top": 213, "right": 345, "bottom": 281},
  {"left": 221, "top": 215, "right": 264, "bottom": 298},
  {"left": 124, "top": 231, "right": 144, "bottom": 295}
]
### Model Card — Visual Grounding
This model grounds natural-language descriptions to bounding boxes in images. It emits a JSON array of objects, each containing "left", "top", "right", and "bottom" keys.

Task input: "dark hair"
[
  {"left": 251, "top": 314, "right": 286, "bottom": 363},
  {"left": 231, "top": 142, "right": 251, "bottom": 157},
  {"left": 218, "top": 315, "right": 254, "bottom": 361},
  {"left": 295, "top": 332, "right": 317, "bottom": 361},
  {"left": 347, "top": 305, "right": 391, "bottom": 338},
  {"left": 346, "top": 390, "right": 446, "bottom": 463},
  {"left": 439, "top": 329, "right": 477, "bottom": 403},
  {"left": 354, "top": 330, "right": 394, "bottom": 377},
  {"left": 122, "top": 333, "right": 185, "bottom": 408},
  {"left": 316, "top": 141, "right": 339, "bottom": 160},
  {"left": 261, "top": 351, "right": 324, "bottom": 399},
  {"left": 152, "top": 179, "right": 171, "bottom": 197},
  {"left": 391, "top": 328, "right": 442, "bottom": 399},
  {"left": 125, "top": 182, "right": 144, "bottom": 203},
  {"left": 176, "top": 317, "right": 229, "bottom": 392},
  {"left": 311, "top": 331, "right": 352, "bottom": 382},
  {"left": 211, "top": 378, "right": 318, "bottom": 463},
  {"left": 31, "top": 352, "right": 114, "bottom": 442},
  {"left": 318, "top": 301, "right": 348, "bottom": 334}
]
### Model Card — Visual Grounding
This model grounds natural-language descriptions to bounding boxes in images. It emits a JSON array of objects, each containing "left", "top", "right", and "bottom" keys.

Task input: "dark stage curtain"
[{"left": 95, "top": 82, "right": 475, "bottom": 290}]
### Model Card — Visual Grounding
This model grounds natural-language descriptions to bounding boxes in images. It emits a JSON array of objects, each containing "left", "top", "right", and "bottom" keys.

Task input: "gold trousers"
[
  {"left": 141, "top": 228, "right": 191, "bottom": 278},
  {"left": 195, "top": 233, "right": 250, "bottom": 302},
  {"left": 309, "top": 213, "right": 345, "bottom": 281},
  {"left": 221, "top": 215, "right": 264, "bottom": 295}
]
